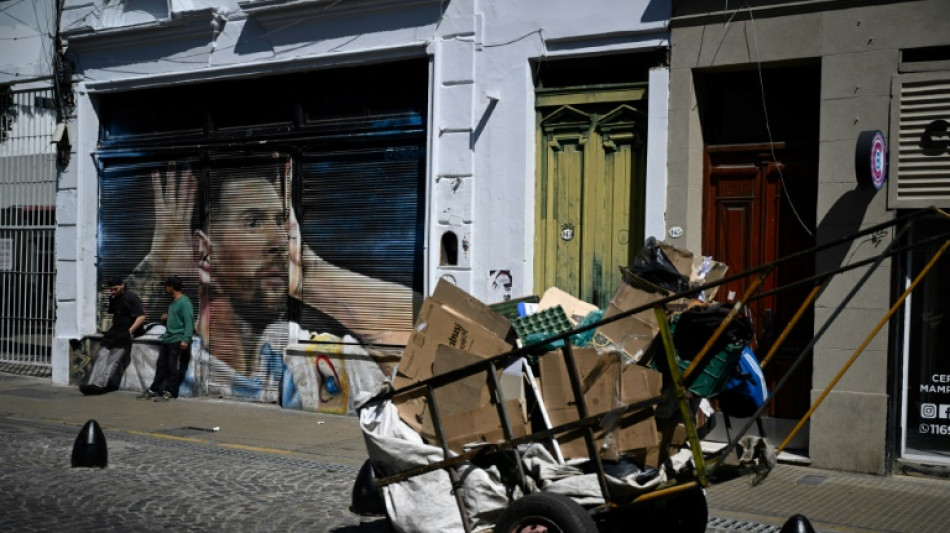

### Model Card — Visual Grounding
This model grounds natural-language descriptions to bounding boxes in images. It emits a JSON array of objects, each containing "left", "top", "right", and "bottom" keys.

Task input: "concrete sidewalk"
[
  {"left": 0, "top": 372, "right": 369, "bottom": 469},
  {"left": 3, "top": 372, "right": 949, "bottom": 532}
]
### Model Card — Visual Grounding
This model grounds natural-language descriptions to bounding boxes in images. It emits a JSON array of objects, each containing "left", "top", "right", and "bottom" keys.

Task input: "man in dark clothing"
[
  {"left": 80, "top": 276, "right": 146, "bottom": 395},
  {"left": 145, "top": 275, "right": 194, "bottom": 401},
  {"left": 105, "top": 276, "right": 147, "bottom": 344}
]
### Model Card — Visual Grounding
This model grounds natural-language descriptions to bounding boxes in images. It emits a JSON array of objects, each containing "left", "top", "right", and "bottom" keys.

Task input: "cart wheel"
[
  {"left": 662, "top": 485, "right": 708, "bottom": 533},
  {"left": 494, "top": 492, "right": 597, "bottom": 533}
]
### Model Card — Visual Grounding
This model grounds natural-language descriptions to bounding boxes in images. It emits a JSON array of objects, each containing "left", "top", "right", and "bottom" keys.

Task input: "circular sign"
[
  {"left": 560, "top": 223, "right": 575, "bottom": 241},
  {"left": 855, "top": 130, "right": 887, "bottom": 190}
]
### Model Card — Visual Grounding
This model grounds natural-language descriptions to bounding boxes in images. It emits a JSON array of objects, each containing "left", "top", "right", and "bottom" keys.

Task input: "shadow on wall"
[
  {"left": 642, "top": 0, "right": 672, "bottom": 23},
  {"left": 815, "top": 187, "right": 879, "bottom": 271}
]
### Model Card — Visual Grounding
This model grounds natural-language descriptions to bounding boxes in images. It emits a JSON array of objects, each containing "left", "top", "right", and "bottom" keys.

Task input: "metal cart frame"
[{"left": 362, "top": 206, "right": 950, "bottom": 532}]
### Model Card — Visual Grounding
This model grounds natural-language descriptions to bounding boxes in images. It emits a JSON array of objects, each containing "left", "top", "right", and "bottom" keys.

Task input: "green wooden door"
[{"left": 535, "top": 91, "right": 647, "bottom": 309}]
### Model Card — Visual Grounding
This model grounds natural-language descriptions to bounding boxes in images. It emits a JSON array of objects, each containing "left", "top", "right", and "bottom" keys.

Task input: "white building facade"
[
  {"left": 0, "top": 0, "right": 60, "bottom": 374},
  {"left": 53, "top": 1, "right": 673, "bottom": 408}
]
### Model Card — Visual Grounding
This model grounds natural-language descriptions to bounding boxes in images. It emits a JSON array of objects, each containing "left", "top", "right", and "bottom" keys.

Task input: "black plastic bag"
[
  {"left": 674, "top": 304, "right": 753, "bottom": 354},
  {"left": 649, "top": 305, "right": 754, "bottom": 397},
  {"left": 625, "top": 237, "right": 690, "bottom": 294},
  {"left": 349, "top": 459, "right": 385, "bottom": 516}
]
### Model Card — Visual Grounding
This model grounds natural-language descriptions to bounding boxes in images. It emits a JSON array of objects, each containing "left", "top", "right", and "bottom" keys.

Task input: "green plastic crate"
[{"left": 512, "top": 305, "right": 573, "bottom": 342}]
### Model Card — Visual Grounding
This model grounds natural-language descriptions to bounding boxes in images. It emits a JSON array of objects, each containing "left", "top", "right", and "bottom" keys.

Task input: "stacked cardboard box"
[
  {"left": 393, "top": 279, "right": 527, "bottom": 453},
  {"left": 391, "top": 238, "right": 724, "bottom": 463},
  {"left": 597, "top": 239, "right": 728, "bottom": 363},
  {"left": 539, "top": 347, "right": 665, "bottom": 466}
]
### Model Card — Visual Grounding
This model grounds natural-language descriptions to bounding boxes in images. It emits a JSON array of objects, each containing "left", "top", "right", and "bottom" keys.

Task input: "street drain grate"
[
  {"left": 797, "top": 474, "right": 827, "bottom": 485},
  {"left": 707, "top": 517, "right": 781, "bottom": 532}
]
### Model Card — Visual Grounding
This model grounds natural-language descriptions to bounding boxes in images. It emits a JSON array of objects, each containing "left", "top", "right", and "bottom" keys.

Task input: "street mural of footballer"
[{"left": 95, "top": 154, "right": 415, "bottom": 413}]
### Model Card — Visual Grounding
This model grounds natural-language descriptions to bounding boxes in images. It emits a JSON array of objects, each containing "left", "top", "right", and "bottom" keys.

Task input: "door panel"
[
  {"left": 548, "top": 133, "right": 587, "bottom": 298},
  {"left": 704, "top": 144, "right": 815, "bottom": 420},
  {"left": 535, "top": 101, "right": 646, "bottom": 309}
]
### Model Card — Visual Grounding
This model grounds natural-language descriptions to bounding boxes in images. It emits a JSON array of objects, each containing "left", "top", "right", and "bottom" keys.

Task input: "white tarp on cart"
[{"left": 358, "top": 391, "right": 697, "bottom": 532}]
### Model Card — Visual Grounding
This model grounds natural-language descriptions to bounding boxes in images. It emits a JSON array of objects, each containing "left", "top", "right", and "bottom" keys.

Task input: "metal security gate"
[{"left": 0, "top": 87, "right": 58, "bottom": 374}]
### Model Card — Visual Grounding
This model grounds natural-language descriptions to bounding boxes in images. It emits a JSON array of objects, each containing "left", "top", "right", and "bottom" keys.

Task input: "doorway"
[
  {"left": 533, "top": 53, "right": 660, "bottom": 309},
  {"left": 697, "top": 64, "right": 820, "bottom": 443}
]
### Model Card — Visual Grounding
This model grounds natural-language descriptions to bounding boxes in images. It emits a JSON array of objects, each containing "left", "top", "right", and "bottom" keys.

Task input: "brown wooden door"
[{"left": 703, "top": 143, "right": 815, "bottom": 420}]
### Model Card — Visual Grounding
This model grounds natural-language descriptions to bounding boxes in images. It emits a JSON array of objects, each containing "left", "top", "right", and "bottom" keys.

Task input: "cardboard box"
[
  {"left": 430, "top": 278, "right": 513, "bottom": 340},
  {"left": 539, "top": 348, "right": 662, "bottom": 463},
  {"left": 392, "top": 373, "right": 429, "bottom": 434},
  {"left": 656, "top": 418, "right": 689, "bottom": 464},
  {"left": 596, "top": 281, "right": 663, "bottom": 362},
  {"left": 398, "top": 280, "right": 514, "bottom": 383},
  {"left": 652, "top": 240, "right": 728, "bottom": 302},
  {"left": 422, "top": 399, "right": 529, "bottom": 453},
  {"left": 396, "top": 345, "right": 526, "bottom": 438},
  {"left": 538, "top": 287, "right": 599, "bottom": 324},
  {"left": 399, "top": 299, "right": 514, "bottom": 383}
]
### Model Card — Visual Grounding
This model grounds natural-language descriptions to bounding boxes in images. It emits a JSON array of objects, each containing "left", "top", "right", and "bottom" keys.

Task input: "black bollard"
[
  {"left": 71, "top": 419, "right": 108, "bottom": 468},
  {"left": 780, "top": 514, "right": 816, "bottom": 533}
]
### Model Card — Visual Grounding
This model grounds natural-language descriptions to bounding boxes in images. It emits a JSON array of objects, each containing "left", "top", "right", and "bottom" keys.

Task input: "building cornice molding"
[
  {"left": 80, "top": 41, "right": 427, "bottom": 94},
  {"left": 238, "top": 0, "right": 442, "bottom": 31},
  {"left": 670, "top": 0, "right": 917, "bottom": 28},
  {"left": 62, "top": 8, "right": 219, "bottom": 53}
]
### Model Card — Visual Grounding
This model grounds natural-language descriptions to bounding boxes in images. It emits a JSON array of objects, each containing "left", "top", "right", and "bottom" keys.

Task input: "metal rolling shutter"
[
  {"left": 891, "top": 72, "right": 950, "bottom": 208},
  {"left": 98, "top": 159, "right": 201, "bottom": 334},
  {"left": 205, "top": 154, "right": 292, "bottom": 397},
  {"left": 299, "top": 143, "right": 424, "bottom": 339}
]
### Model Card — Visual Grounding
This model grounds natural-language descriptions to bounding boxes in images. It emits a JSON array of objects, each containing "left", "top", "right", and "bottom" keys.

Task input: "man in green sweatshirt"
[{"left": 146, "top": 276, "right": 194, "bottom": 401}]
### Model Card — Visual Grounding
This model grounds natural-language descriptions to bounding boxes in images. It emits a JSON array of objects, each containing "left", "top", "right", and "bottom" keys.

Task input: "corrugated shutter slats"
[{"left": 300, "top": 145, "right": 422, "bottom": 337}]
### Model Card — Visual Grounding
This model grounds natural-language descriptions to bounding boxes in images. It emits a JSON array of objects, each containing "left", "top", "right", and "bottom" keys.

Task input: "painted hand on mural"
[
  {"left": 288, "top": 207, "right": 303, "bottom": 301},
  {"left": 148, "top": 164, "right": 197, "bottom": 277},
  {"left": 126, "top": 163, "right": 198, "bottom": 316}
]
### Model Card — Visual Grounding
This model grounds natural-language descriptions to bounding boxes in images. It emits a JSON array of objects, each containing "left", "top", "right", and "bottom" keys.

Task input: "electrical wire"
[
  {"left": 482, "top": 28, "right": 543, "bottom": 48},
  {"left": 0, "top": 0, "right": 32, "bottom": 14},
  {"left": 262, "top": 0, "right": 347, "bottom": 38},
  {"left": 746, "top": 7, "right": 815, "bottom": 239},
  {"left": 0, "top": 34, "right": 43, "bottom": 40}
]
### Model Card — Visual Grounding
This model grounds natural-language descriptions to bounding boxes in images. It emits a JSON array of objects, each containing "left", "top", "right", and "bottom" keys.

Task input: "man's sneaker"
[
  {"left": 137, "top": 389, "right": 158, "bottom": 400},
  {"left": 154, "top": 392, "right": 173, "bottom": 402}
]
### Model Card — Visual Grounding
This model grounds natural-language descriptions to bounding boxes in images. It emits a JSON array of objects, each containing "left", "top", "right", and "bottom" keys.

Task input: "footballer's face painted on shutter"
[{"left": 212, "top": 178, "right": 289, "bottom": 316}]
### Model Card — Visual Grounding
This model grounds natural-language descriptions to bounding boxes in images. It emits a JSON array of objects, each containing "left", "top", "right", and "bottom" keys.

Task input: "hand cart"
[{"left": 354, "top": 206, "right": 950, "bottom": 533}]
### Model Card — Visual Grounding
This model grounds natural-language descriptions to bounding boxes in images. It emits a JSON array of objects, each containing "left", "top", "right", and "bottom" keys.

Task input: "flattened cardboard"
[
  {"left": 693, "top": 260, "right": 728, "bottom": 301},
  {"left": 656, "top": 418, "right": 688, "bottom": 464},
  {"left": 399, "top": 299, "right": 513, "bottom": 382},
  {"left": 392, "top": 373, "right": 429, "bottom": 434},
  {"left": 538, "top": 287, "right": 599, "bottom": 324},
  {"left": 431, "top": 278, "right": 513, "bottom": 339},
  {"left": 597, "top": 281, "right": 662, "bottom": 360},
  {"left": 657, "top": 240, "right": 728, "bottom": 301},
  {"left": 422, "top": 399, "right": 528, "bottom": 453},
  {"left": 395, "top": 345, "right": 525, "bottom": 438},
  {"left": 539, "top": 348, "right": 662, "bottom": 462},
  {"left": 431, "top": 345, "right": 491, "bottom": 414},
  {"left": 657, "top": 240, "right": 695, "bottom": 281}
]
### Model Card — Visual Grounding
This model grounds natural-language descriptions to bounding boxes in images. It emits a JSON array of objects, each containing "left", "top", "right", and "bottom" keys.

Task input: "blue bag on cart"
[{"left": 717, "top": 346, "right": 768, "bottom": 418}]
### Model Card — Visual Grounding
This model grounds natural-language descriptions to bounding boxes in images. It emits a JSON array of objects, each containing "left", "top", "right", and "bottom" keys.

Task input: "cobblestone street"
[{"left": 0, "top": 417, "right": 387, "bottom": 533}]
